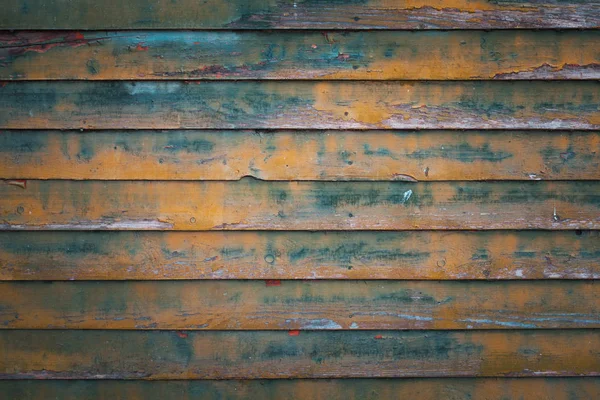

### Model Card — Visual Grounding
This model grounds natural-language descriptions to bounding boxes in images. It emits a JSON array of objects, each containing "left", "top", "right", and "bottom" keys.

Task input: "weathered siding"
[
  {"left": 2, "top": 81, "right": 599, "bottom": 130},
  {"left": 3, "top": 379, "right": 600, "bottom": 400},
  {"left": 2, "top": 330, "right": 599, "bottom": 379},
  {"left": 2, "top": 130, "right": 599, "bottom": 181},
  {"left": 2, "top": 231, "right": 597, "bottom": 280},
  {"left": 1, "top": 0, "right": 599, "bottom": 29},
  {"left": 2, "top": 31, "right": 599, "bottom": 81},
  {"left": 1, "top": 0, "right": 598, "bottom": 398},
  {"left": 2, "top": 180, "right": 600, "bottom": 230},
  {"left": 1, "top": 280, "right": 598, "bottom": 329}
]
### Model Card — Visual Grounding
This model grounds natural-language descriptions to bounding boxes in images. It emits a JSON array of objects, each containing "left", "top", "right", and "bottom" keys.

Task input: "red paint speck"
[
  {"left": 136, "top": 43, "right": 149, "bottom": 51},
  {"left": 177, "top": 331, "right": 188, "bottom": 338},
  {"left": 374, "top": 335, "right": 383, "bottom": 339},
  {"left": 288, "top": 330, "right": 300, "bottom": 336},
  {"left": 7, "top": 180, "right": 26, "bottom": 189},
  {"left": 265, "top": 280, "right": 281, "bottom": 287},
  {"left": 74, "top": 32, "right": 85, "bottom": 40}
]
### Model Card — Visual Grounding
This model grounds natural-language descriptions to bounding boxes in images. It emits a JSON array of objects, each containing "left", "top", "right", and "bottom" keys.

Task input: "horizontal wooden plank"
[
  {"left": 1, "top": 0, "right": 598, "bottom": 29},
  {"left": 3, "top": 378, "right": 600, "bottom": 400},
  {"left": 1, "top": 330, "right": 598, "bottom": 378},
  {"left": 2, "top": 31, "right": 599, "bottom": 80},
  {"left": 2, "top": 130, "right": 599, "bottom": 181},
  {"left": 3, "top": 231, "right": 598, "bottom": 280},
  {"left": 2, "top": 180, "right": 600, "bottom": 231},
  {"left": 1, "top": 281, "right": 597, "bottom": 329},
  {"left": 1, "top": 81, "right": 598, "bottom": 130}
]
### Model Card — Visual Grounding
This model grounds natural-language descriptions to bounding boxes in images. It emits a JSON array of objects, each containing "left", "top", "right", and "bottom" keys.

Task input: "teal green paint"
[
  {"left": 220, "top": 247, "right": 248, "bottom": 257},
  {"left": 75, "top": 134, "right": 95, "bottom": 162},
  {"left": 161, "top": 248, "right": 186, "bottom": 260},
  {"left": 374, "top": 290, "right": 438, "bottom": 304},
  {"left": 313, "top": 184, "right": 418, "bottom": 209},
  {"left": 289, "top": 243, "right": 392, "bottom": 264},
  {"left": 338, "top": 150, "right": 355, "bottom": 165},
  {"left": 407, "top": 142, "right": 512, "bottom": 163},
  {"left": 363, "top": 144, "right": 395, "bottom": 159},
  {"left": 96, "top": 284, "right": 129, "bottom": 314},
  {"left": 498, "top": 184, "right": 600, "bottom": 207},
  {"left": 513, "top": 251, "right": 537, "bottom": 258},
  {"left": 0, "top": 132, "right": 46, "bottom": 153},
  {"left": 86, "top": 59, "right": 100, "bottom": 75},
  {"left": 471, "top": 249, "right": 489, "bottom": 260},
  {"left": 159, "top": 134, "right": 215, "bottom": 154},
  {"left": 451, "top": 185, "right": 492, "bottom": 202}
]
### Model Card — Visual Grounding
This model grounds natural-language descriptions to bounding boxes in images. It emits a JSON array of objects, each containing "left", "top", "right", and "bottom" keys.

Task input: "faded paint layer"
[
  {"left": 0, "top": 280, "right": 597, "bottom": 329},
  {"left": 2, "top": 231, "right": 597, "bottom": 280},
  {"left": 0, "top": 0, "right": 598, "bottom": 29},
  {"left": 1, "top": 81, "right": 599, "bottom": 130},
  {"left": 1, "top": 330, "right": 598, "bottom": 379},
  {"left": 2, "top": 130, "right": 599, "bottom": 181},
  {"left": 2, "top": 180, "right": 600, "bottom": 230},
  {"left": 2, "top": 378, "right": 600, "bottom": 400},
  {"left": 1, "top": 31, "right": 599, "bottom": 80}
]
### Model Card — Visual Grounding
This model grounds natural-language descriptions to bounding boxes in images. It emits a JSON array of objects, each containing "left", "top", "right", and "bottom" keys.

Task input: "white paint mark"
[
  {"left": 285, "top": 318, "right": 342, "bottom": 329},
  {"left": 125, "top": 82, "right": 181, "bottom": 95},
  {"left": 349, "top": 322, "right": 359, "bottom": 329},
  {"left": 515, "top": 269, "right": 524, "bottom": 278},
  {"left": 459, "top": 318, "right": 537, "bottom": 328},
  {"left": 402, "top": 189, "right": 413, "bottom": 203},
  {"left": 0, "top": 218, "right": 174, "bottom": 230},
  {"left": 396, "top": 314, "right": 433, "bottom": 321}
]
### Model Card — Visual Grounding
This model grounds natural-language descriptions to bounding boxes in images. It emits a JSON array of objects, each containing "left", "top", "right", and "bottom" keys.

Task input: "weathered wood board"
[
  {"left": 2, "top": 81, "right": 599, "bottom": 130},
  {"left": 2, "top": 30, "right": 599, "bottom": 80},
  {"left": 2, "top": 180, "right": 599, "bottom": 230},
  {"left": 2, "top": 130, "right": 599, "bottom": 181},
  {"left": 2, "top": 1, "right": 599, "bottom": 396},
  {"left": 1, "top": 330, "right": 598, "bottom": 379},
  {"left": 1, "top": 280, "right": 597, "bottom": 329},
  {"left": 1, "top": 1, "right": 598, "bottom": 29},
  {"left": 2, "top": 231, "right": 598, "bottom": 280},
  {"left": 2, "top": 378, "right": 600, "bottom": 400}
]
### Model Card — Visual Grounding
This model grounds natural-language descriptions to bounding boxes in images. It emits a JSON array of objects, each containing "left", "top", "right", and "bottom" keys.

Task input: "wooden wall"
[{"left": 1, "top": 1, "right": 599, "bottom": 398}]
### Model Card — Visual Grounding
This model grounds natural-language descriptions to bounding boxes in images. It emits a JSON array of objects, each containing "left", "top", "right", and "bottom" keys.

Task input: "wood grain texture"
[
  {"left": 3, "top": 231, "right": 598, "bottom": 280},
  {"left": 2, "top": 180, "right": 600, "bottom": 231},
  {"left": 3, "top": 130, "right": 599, "bottom": 181},
  {"left": 2, "top": 81, "right": 599, "bottom": 130},
  {"left": 2, "top": 280, "right": 598, "bottom": 330},
  {"left": 1, "top": 330, "right": 598, "bottom": 379},
  {"left": 2, "top": 378, "right": 600, "bottom": 400},
  {"left": 2, "top": 30, "right": 599, "bottom": 80},
  {"left": 1, "top": 0, "right": 598, "bottom": 29}
]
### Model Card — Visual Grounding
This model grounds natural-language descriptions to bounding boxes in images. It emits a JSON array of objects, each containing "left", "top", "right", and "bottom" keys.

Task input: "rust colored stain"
[
  {"left": 288, "top": 330, "right": 300, "bottom": 336},
  {"left": 265, "top": 280, "right": 282, "bottom": 287},
  {"left": 176, "top": 331, "right": 188, "bottom": 338}
]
